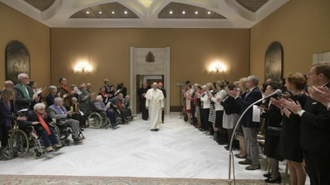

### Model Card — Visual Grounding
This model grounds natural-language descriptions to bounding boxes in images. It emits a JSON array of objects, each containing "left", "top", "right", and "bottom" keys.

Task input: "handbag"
[{"left": 266, "top": 126, "right": 281, "bottom": 136}]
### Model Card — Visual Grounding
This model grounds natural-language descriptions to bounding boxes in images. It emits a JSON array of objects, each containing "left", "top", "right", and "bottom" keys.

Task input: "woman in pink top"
[{"left": 182, "top": 84, "right": 194, "bottom": 123}]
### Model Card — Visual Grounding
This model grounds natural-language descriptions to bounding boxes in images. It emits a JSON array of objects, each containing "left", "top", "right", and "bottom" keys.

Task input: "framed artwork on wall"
[
  {"left": 265, "top": 42, "right": 283, "bottom": 81},
  {"left": 5, "top": 41, "right": 30, "bottom": 84}
]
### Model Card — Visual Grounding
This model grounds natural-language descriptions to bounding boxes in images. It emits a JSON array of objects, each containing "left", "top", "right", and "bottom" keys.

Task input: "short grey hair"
[
  {"left": 4, "top": 80, "right": 14, "bottom": 85},
  {"left": 33, "top": 103, "right": 45, "bottom": 111},
  {"left": 118, "top": 93, "right": 123, "bottom": 97},
  {"left": 71, "top": 97, "right": 77, "bottom": 101},
  {"left": 54, "top": 97, "right": 63, "bottom": 103},
  {"left": 49, "top": 85, "right": 57, "bottom": 91},
  {"left": 247, "top": 75, "right": 259, "bottom": 86},
  {"left": 96, "top": 95, "right": 103, "bottom": 101},
  {"left": 18, "top": 73, "right": 28, "bottom": 81}
]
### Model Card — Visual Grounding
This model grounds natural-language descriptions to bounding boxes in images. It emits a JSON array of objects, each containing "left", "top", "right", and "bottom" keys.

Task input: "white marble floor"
[{"left": 0, "top": 113, "right": 290, "bottom": 181}]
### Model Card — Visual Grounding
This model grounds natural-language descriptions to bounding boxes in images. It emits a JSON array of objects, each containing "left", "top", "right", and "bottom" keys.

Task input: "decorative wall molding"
[
  {"left": 130, "top": 47, "right": 170, "bottom": 114},
  {"left": 313, "top": 51, "right": 330, "bottom": 64}
]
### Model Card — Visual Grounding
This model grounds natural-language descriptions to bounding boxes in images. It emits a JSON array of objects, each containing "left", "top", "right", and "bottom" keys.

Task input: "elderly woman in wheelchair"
[
  {"left": 89, "top": 95, "right": 118, "bottom": 129},
  {"left": 25, "top": 103, "right": 62, "bottom": 153}
]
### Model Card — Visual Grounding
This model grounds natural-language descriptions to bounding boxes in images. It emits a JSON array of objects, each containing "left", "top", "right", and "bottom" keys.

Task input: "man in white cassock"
[{"left": 145, "top": 82, "right": 164, "bottom": 131}]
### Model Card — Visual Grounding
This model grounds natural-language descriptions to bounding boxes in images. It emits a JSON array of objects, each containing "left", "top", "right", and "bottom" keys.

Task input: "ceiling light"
[
  {"left": 208, "top": 11, "right": 211, "bottom": 14},
  {"left": 99, "top": 11, "right": 102, "bottom": 14},
  {"left": 124, "top": 11, "right": 128, "bottom": 14},
  {"left": 169, "top": 11, "right": 173, "bottom": 14},
  {"left": 182, "top": 11, "right": 185, "bottom": 14},
  {"left": 137, "top": 0, "right": 153, "bottom": 8},
  {"left": 112, "top": 11, "right": 115, "bottom": 14},
  {"left": 195, "top": 11, "right": 198, "bottom": 14},
  {"left": 86, "top": 11, "right": 89, "bottom": 14}
]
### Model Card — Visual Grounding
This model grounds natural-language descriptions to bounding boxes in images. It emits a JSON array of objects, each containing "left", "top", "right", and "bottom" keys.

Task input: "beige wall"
[
  {"left": 250, "top": 0, "right": 330, "bottom": 83},
  {"left": 51, "top": 28, "right": 250, "bottom": 107},
  {"left": 0, "top": 3, "right": 50, "bottom": 91}
]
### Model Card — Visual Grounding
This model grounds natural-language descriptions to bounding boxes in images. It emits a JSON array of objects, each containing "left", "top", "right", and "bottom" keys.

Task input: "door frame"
[{"left": 130, "top": 47, "right": 170, "bottom": 114}]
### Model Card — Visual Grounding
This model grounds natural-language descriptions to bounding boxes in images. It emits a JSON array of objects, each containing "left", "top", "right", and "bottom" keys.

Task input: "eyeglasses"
[{"left": 23, "top": 77, "right": 30, "bottom": 79}]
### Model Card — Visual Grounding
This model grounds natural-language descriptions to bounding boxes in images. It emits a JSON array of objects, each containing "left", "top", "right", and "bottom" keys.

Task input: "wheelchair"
[
  {"left": 50, "top": 122, "right": 85, "bottom": 146},
  {"left": 87, "top": 109, "right": 118, "bottom": 129},
  {"left": 114, "top": 107, "right": 134, "bottom": 124},
  {"left": 9, "top": 122, "right": 60, "bottom": 159}
]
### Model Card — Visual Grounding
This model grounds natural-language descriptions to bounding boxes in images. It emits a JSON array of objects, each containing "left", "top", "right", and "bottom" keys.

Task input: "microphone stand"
[{"left": 227, "top": 97, "right": 264, "bottom": 185}]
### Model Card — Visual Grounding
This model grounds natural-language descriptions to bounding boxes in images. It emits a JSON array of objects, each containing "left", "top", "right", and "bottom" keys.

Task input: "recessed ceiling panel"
[
  {"left": 236, "top": 0, "right": 269, "bottom": 12},
  {"left": 70, "top": 2, "right": 139, "bottom": 19},
  {"left": 24, "top": 0, "right": 55, "bottom": 11},
  {"left": 158, "top": 2, "right": 226, "bottom": 19}
]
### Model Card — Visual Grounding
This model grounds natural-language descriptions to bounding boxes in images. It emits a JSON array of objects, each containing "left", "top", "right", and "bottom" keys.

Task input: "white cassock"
[{"left": 145, "top": 88, "right": 164, "bottom": 130}]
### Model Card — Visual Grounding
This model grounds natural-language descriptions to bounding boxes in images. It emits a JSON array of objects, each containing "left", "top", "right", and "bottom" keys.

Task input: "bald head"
[
  {"left": 4, "top": 80, "right": 14, "bottom": 89},
  {"left": 158, "top": 82, "right": 163, "bottom": 89}
]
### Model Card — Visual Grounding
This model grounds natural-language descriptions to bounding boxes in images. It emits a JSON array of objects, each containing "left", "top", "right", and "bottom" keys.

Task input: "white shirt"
[
  {"left": 211, "top": 90, "right": 227, "bottom": 111},
  {"left": 201, "top": 91, "right": 211, "bottom": 109}
]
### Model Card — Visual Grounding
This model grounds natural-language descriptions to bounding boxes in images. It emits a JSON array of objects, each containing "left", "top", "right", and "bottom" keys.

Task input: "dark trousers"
[
  {"left": 72, "top": 114, "right": 86, "bottom": 127},
  {"left": 140, "top": 99, "right": 148, "bottom": 120},
  {"left": 201, "top": 108, "right": 210, "bottom": 130},
  {"left": 0, "top": 124, "right": 9, "bottom": 148},
  {"left": 304, "top": 150, "right": 330, "bottom": 185},
  {"left": 216, "top": 111, "right": 228, "bottom": 143},
  {"left": 161, "top": 110, "right": 164, "bottom": 122},
  {"left": 191, "top": 102, "right": 196, "bottom": 124},
  {"left": 106, "top": 111, "right": 117, "bottom": 124},
  {"left": 119, "top": 108, "right": 129, "bottom": 120},
  {"left": 38, "top": 128, "right": 58, "bottom": 147}
]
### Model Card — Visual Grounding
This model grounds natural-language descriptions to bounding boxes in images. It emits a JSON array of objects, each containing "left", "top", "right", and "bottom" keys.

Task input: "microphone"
[{"left": 264, "top": 89, "right": 282, "bottom": 99}]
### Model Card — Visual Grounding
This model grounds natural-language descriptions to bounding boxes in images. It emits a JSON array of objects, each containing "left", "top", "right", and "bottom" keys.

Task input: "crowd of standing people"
[{"left": 180, "top": 61, "right": 330, "bottom": 185}]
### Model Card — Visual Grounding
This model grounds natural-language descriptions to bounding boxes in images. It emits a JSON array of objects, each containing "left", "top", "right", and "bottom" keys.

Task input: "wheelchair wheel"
[
  {"left": 105, "top": 118, "right": 111, "bottom": 129},
  {"left": 34, "top": 152, "right": 43, "bottom": 159},
  {"left": 10, "top": 129, "right": 29, "bottom": 157},
  {"left": 88, "top": 112, "right": 103, "bottom": 129}
]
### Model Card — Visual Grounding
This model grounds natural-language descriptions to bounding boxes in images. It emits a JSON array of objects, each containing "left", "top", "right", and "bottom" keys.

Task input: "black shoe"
[
  {"left": 263, "top": 172, "right": 271, "bottom": 178},
  {"left": 224, "top": 145, "right": 229, "bottom": 150},
  {"left": 238, "top": 159, "right": 252, "bottom": 165},
  {"left": 236, "top": 155, "right": 247, "bottom": 159},
  {"left": 265, "top": 176, "right": 281, "bottom": 183},
  {"left": 80, "top": 128, "right": 84, "bottom": 131}
]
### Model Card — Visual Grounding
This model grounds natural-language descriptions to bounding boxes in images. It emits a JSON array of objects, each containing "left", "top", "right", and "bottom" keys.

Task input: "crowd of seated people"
[
  {"left": 0, "top": 73, "right": 134, "bottom": 160},
  {"left": 181, "top": 61, "right": 330, "bottom": 185}
]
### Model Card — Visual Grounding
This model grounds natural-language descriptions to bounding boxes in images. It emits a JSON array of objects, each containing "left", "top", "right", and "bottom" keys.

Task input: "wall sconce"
[
  {"left": 209, "top": 62, "right": 226, "bottom": 73},
  {"left": 74, "top": 61, "right": 93, "bottom": 74}
]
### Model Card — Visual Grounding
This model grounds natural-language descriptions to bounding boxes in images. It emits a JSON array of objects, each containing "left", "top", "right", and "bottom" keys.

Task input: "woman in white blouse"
[
  {"left": 201, "top": 83, "right": 213, "bottom": 135},
  {"left": 211, "top": 80, "right": 228, "bottom": 144}
]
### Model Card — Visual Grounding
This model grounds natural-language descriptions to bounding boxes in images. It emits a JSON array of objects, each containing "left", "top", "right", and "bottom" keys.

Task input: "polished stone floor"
[{"left": 0, "top": 113, "right": 296, "bottom": 182}]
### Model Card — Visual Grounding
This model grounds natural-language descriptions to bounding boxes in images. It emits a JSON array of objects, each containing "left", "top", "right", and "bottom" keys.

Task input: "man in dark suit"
[
  {"left": 227, "top": 75, "right": 262, "bottom": 170},
  {"left": 284, "top": 61, "right": 330, "bottom": 185},
  {"left": 158, "top": 82, "right": 166, "bottom": 123},
  {"left": 138, "top": 82, "right": 149, "bottom": 120},
  {"left": 117, "top": 83, "right": 127, "bottom": 98},
  {"left": 13, "top": 73, "right": 39, "bottom": 111}
]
